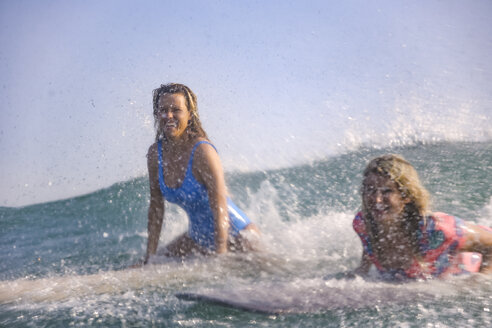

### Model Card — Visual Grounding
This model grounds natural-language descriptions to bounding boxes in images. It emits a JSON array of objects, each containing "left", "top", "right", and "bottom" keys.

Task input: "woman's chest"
[
  {"left": 375, "top": 237, "right": 415, "bottom": 270},
  {"left": 162, "top": 158, "right": 189, "bottom": 188}
]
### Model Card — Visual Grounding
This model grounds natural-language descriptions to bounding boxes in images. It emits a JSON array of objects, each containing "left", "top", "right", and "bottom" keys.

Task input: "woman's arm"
[
  {"left": 462, "top": 222, "right": 492, "bottom": 273},
  {"left": 144, "top": 143, "right": 165, "bottom": 263},
  {"left": 193, "top": 142, "right": 230, "bottom": 254},
  {"left": 354, "top": 251, "right": 372, "bottom": 276},
  {"left": 352, "top": 213, "right": 372, "bottom": 276}
]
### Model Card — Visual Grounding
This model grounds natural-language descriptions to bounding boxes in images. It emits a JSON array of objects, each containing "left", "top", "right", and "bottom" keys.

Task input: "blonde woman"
[
  {"left": 353, "top": 154, "right": 492, "bottom": 280},
  {"left": 137, "top": 83, "right": 259, "bottom": 265}
]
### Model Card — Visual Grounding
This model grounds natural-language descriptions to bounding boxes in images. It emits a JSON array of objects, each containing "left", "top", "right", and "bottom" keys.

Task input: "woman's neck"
[{"left": 163, "top": 133, "right": 194, "bottom": 153}]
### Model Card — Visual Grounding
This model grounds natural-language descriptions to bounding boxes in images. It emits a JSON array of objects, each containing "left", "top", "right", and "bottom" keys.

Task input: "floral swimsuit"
[{"left": 353, "top": 212, "right": 484, "bottom": 280}]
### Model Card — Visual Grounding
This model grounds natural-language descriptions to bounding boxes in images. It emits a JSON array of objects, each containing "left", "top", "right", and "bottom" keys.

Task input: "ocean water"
[{"left": 1, "top": 140, "right": 491, "bottom": 327}]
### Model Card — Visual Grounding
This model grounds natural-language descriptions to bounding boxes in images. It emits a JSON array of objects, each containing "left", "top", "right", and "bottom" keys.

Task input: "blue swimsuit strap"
[
  {"left": 187, "top": 140, "right": 218, "bottom": 173},
  {"left": 157, "top": 140, "right": 217, "bottom": 190}
]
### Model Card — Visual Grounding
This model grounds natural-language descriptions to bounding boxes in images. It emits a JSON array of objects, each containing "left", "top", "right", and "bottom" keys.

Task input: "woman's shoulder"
[
  {"left": 147, "top": 142, "right": 159, "bottom": 164},
  {"left": 190, "top": 138, "right": 223, "bottom": 178},
  {"left": 147, "top": 142, "right": 159, "bottom": 154},
  {"left": 193, "top": 138, "right": 218, "bottom": 158},
  {"left": 193, "top": 137, "right": 214, "bottom": 148}
]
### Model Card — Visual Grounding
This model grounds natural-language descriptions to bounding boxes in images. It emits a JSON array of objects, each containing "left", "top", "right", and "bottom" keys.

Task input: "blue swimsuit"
[{"left": 157, "top": 140, "right": 252, "bottom": 250}]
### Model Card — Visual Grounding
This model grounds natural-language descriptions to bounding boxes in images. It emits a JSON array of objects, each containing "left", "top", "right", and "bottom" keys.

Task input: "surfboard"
[{"left": 176, "top": 281, "right": 434, "bottom": 314}]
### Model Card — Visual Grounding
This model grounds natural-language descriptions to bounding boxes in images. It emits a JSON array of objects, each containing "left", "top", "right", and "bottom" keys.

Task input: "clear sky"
[{"left": 1, "top": 0, "right": 491, "bottom": 207}]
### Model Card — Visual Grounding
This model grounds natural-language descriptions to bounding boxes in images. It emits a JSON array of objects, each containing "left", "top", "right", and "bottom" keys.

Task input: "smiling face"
[
  {"left": 156, "top": 93, "right": 191, "bottom": 140},
  {"left": 362, "top": 172, "right": 410, "bottom": 227}
]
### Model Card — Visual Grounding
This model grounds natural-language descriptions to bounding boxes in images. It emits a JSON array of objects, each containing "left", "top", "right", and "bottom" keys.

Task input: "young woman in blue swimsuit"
[
  {"left": 139, "top": 83, "right": 260, "bottom": 265},
  {"left": 353, "top": 154, "right": 492, "bottom": 280}
]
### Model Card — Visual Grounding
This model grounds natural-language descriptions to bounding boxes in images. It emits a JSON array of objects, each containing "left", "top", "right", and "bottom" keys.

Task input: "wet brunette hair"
[
  {"left": 152, "top": 83, "right": 208, "bottom": 142},
  {"left": 361, "top": 154, "right": 430, "bottom": 256}
]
